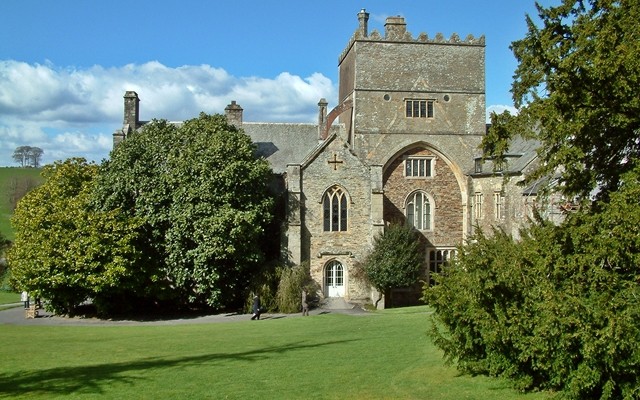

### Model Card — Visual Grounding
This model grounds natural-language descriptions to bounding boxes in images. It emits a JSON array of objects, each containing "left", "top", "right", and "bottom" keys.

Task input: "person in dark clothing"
[{"left": 251, "top": 295, "right": 261, "bottom": 320}]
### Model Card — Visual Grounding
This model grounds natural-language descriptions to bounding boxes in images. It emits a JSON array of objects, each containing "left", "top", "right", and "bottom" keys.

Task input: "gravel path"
[{"left": 0, "top": 299, "right": 370, "bottom": 326}]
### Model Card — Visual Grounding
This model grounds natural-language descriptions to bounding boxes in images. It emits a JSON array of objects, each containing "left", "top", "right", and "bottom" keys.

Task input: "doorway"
[{"left": 324, "top": 260, "right": 344, "bottom": 297}]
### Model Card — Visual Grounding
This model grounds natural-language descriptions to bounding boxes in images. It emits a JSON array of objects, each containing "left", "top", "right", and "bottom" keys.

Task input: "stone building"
[{"left": 113, "top": 10, "right": 543, "bottom": 307}]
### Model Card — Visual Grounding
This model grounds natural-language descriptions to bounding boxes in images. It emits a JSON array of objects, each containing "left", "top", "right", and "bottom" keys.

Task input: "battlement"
[{"left": 339, "top": 11, "right": 485, "bottom": 65}]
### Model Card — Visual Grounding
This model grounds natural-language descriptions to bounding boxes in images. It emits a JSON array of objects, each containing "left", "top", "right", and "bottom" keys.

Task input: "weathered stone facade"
[{"left": 114, "top": 10, "right": 544, "bottom": 308}]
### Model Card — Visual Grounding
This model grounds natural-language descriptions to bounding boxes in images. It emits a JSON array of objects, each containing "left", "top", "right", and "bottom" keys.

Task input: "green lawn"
[
  {"left": 0, "top": 167, "right": 43, "bottom": 240},
  {"left": 0, "top": 290, "right": 19, "bottom": 305},
  {"left": 0, "top": 291, "right": 20, "bottom": 311},
  {"left": 0, "top": 306, "right": 554, "bottom": 399}
]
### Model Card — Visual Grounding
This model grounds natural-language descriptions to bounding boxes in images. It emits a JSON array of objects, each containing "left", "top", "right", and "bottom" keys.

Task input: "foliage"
[
  {"left": 0, "top": 232, "right": 10, "bottom": 290},
  {"left": 275, "top": 262, "right": 316, "bottom": 313},
  {"left": 93, "top": 113, "right": 274, "bottom": 310},
  {"left": 12, "top": 146, "right": 44, "bottom": 168},
  {"left": 0, "top": 167, "right": 43, "bottom": 240},
  {"left": 244, "top": 262, "right": 281, "bottom": 313},
  {"left": 7, "top": 159, "right": 146, "bottom": 316},
  {"left": 0, "top": 231, "right": 8, "bottom": 260},
  {"left": 7, "top": 175, "right": 40, "bottom": 212},
  {"left": 424, "top": 166, "right": 640, "bottom": 399},
  {"left": 484, "top": 0, "right": 640, "bottom": 200},
  {"left": 362, "top": 223, "right": 424, "bottom": 307}
]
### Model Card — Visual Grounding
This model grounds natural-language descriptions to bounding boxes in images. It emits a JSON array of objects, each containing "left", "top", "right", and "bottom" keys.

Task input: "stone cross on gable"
[{"left": 328, "top": 153, "right": 344, "bottom": 170}]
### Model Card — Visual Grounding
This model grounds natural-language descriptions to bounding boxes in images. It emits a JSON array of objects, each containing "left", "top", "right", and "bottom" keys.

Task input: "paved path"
[{"left": 0, "top": 297, "right": 370, "bottom": 326}]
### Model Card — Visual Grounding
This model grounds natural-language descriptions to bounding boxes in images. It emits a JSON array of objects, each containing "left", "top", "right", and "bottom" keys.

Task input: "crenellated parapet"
[{"left": 339, "top": 12, "right": 485, "bottom": 65}]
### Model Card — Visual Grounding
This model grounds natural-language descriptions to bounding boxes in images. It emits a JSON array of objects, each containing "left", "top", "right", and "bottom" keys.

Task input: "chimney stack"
[
  {"left": 123, "top": 91, "right": 140, "bottom": 128},
  {"left": 225, "top": 100, "right": 243, "bottom": 128},
  {"left": 358, "top": 9, "right": 369, "bottom": 37},
  {"left": 318, "top": 98, "right": 328, "bottom": 141},
  {"left": 385, "top": 16, "right": 407, "bottom": 40}
]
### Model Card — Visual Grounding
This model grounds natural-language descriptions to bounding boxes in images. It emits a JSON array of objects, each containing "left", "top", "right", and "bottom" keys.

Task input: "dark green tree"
[
  {"left": 94, "top": 113, "right": 274, "bottom": 310},
  {"left": 484, "top": 0, "right": 640, "bottom": 200},
  {"left": 361, "top": 223, "right": 424, "bottom": 308},
  {"left": 0, "top": 231, "right": 10, "bottom": 284},
  {"left": 427, "top": 2, "right": 640, "bottom": 396},
  {"left": 425, "top": 167, "right": 640, "bottom": 397},
  {"left": 7, "top": 158, "right": 145, "bottom": 315}
]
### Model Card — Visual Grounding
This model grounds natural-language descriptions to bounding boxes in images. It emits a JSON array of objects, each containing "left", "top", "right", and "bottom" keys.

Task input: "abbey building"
[{"left": 114, "top": 10, "right": 547, "bottom": 307}]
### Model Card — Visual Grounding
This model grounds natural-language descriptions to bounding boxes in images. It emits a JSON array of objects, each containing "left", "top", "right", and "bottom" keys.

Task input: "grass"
[
  {"left": 0, "top": 167, "right": 44, "bottom": 240},
  {"left": 0, "top": 290, "right": 19, "bottom": 305},
  {"left": 0, "top": 306, "right": 554, "bottom": 399},
  {"left": 0, "top": 291, "right": 20, "bottom": 311}
]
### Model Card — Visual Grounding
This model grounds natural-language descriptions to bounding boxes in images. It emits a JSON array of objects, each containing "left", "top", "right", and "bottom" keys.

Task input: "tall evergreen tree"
[{"left": 485, "top": 0, "right": 640, "bottom": 200}]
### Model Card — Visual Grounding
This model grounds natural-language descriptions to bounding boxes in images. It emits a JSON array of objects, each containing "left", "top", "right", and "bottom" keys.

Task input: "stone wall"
[{"left": 301, "top": 135, "right": 376, "bottom": 301}]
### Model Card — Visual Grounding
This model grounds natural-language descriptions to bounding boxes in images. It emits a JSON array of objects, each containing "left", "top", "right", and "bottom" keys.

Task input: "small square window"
[
  {"left": 405, "top": 157, "right": 433, "bottom": 177},
  {"left": 405, "top": 99, "right": 434, "bottom": 118},
  {"left": 474, "top": 159, "right": 483, "bottom": 173}
]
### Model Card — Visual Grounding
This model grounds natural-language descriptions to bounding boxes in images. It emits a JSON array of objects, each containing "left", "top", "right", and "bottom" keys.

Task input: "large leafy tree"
[
  {"left": 12, "top": 146, "right": 44, "bottom": 168},
  {"left": 485, "top": 0, "right": 640, "bottom": 200},
  {"left": 7, "top": 158, "right": 145, "bottom": 315},
  {"left": 361, "top": 223, "right": 424, "bottom": 308},
  {"left": 94, "top": 113, "right": 274, "bottom": 309}
]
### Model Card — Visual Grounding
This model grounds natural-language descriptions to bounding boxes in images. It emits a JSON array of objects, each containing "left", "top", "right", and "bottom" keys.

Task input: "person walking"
[
  {"left": 301, "top": 290, "right": 309, "bottom": 316},
  {"left": 251, "top": 295, "right": 262, "bottom": 320}
]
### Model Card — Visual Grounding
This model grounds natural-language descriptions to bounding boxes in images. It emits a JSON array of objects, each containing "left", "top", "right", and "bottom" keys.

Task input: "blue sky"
[{"left": 0, "top": 0, "right": 557, "bottom": 167}]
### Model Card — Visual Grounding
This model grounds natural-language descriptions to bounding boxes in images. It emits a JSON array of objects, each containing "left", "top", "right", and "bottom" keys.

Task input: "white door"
[{"left": 325, "top": 261, "right": 344, "bottom": 297}]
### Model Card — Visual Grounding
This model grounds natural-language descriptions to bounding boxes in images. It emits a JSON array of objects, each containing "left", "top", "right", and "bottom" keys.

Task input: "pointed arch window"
[
  {"left": 323, "top": 186, "right": 348, "bottom": 232},
  {"left": 405, "top": 191, "right": 432, "bottom": 231}
]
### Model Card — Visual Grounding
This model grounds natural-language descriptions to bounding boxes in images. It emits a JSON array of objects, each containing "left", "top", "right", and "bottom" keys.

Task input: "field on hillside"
[
  {"left": 0, "top": 306, "right": 554, "bottom": 399},
  {"left": 0, "top": 167, "right": 43, "bottom": 240}
]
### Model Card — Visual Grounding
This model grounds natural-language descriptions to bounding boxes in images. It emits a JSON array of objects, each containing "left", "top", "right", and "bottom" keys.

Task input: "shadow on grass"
[{"left": 0, "top": 338, "right": 358, "bottom": 397}]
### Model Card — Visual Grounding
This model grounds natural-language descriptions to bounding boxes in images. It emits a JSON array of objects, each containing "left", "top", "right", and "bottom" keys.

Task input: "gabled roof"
[
  {"left": 242, "top": 122, "right": 343, "bottom": 174},
  {"left": 470, "top": 135, "right": 540, "bottom": 176}
]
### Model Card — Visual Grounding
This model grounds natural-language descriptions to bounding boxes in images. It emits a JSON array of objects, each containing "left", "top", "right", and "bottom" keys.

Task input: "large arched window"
[
  {"left": 323, "top": 186, "right": 348, "bottom": 232},
  {"left": 405, "top": 191, "right": 432, "bottom": 230}
]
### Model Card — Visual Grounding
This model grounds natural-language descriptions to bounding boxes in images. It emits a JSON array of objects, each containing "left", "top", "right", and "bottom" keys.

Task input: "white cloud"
[
  {"left": 0, "top": 60, "right": 338, "bottom": 166},
  {"left": 0, "top": 59, "right": 515, "bottom": 167},
  {"left": 486, "top": 104, "right": 518, "bottom": 123}
]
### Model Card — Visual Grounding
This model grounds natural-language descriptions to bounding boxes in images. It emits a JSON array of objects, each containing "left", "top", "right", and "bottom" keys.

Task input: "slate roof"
[
  {"left": 242, "top": 122, "right": 343, "bottom": 174},
  {"left": 470, "top": 135, "right": 540, "bottom": 176}
]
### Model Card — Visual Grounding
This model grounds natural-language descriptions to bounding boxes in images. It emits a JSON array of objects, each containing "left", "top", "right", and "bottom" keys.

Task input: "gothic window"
[
  {"left": 405, "top": 157, "right": 433, "bottom": 178},
  {"left": 406, "top": 191, "right": 432, "bottom": 231},
  {"left": 323, "top": 186, "right": 348, "bottom": 232},
  {"left": 494, "top": 191, "right": 505, "bottom": 220},
  {"left": 405, "top": 99, "right": 434, "bottom": 118}
]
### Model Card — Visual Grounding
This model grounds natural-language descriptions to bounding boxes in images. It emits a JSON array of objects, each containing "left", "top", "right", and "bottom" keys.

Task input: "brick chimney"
[
  {"left": 225, "top": 100, "right": 243, "bottom": 128},
  {"left": 385, "top": 16, "right": 407, "bottom": 40}
]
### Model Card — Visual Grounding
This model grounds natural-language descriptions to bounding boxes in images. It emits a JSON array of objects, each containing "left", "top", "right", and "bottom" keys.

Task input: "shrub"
[
  {"left": 275, "top": 262, "right": 315, "bottom": 314},
  {"left": 424, "top": 166, "right": 640, "bottom": 399}
]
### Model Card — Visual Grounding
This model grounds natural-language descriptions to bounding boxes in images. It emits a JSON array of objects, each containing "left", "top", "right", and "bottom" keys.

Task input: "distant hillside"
[{"left": 0, "top": 167, "right": 44, "bottom": 241}]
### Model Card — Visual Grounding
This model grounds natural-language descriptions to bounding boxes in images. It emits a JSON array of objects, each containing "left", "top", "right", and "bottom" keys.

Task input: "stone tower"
[{"left": 319, "top": 11, "right": 488, "bottom": 304}]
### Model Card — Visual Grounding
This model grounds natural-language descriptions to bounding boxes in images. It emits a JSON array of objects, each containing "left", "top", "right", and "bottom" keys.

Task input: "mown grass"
[
  {"left": 0, "top": 167, "right": 43, "bottom": 240},
  {"left": 0, "top": 291, "right": 20, "bottom": 311},
  {"left": 0, "top": 306, "right": 554, "bottom": 399},
  {"left": 0, "top": 290, "right": 19, "bottom": 305}
]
